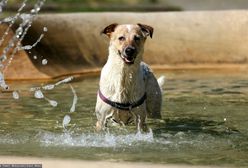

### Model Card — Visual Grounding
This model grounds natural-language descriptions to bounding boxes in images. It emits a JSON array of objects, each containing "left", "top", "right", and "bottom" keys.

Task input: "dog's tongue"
[
  {"left": 125, "top": 58, "right": 133, "bottom": 63},
  {"left": 124, "top": 57, "right": 135, "bottom": 64},
  {"left": 120, "top": 53, "right": 134, "bottom": 64}
]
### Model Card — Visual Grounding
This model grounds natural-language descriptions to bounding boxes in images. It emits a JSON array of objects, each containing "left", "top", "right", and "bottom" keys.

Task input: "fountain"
[
  {"left": 1, "top": 1, "right": 248, "bottom": 167},
  {"left": 0, "top": 0, "right": 77, "bottom": 130},
  {"left": 0, "top": 0, "right": 46, "bottom": 89}
]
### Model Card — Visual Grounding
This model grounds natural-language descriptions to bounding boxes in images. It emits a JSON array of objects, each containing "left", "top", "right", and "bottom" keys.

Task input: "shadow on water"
[{"left": 151, "top": 118, "right": 240, "bottom": 136}]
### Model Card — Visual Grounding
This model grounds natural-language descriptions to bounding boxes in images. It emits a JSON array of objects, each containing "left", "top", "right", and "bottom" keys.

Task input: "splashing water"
[
  {"left": 12, "top": 91, "right": 19, "bottom": 99},
  {"left": 29, "top": 76, "right": 75, "bottom": 108},
  {"left": 20, "top": 33, "right": 45, "bottom": 51},
  {"left": 0, "top": 0, "right": 8, "bottom": 13},
  {"left": 30, "top": 76, "right": 74, "bottom": 92},
  {"left": 45, "top": 97, "right": 58, "bottom": 107},
  {"left": 40, "top": 129, "right": 154, "bottom": 148},
  {"left": 42, "top": 84, "right": 54, "bottom": 90},
  {"left": 55, "top": 76, "right": 74, "bottom": 86},
  {"left": 0, "top": 0, "right": 46, "bottom": 90},
  {"left": 34, "top": 90, "right": 44, "bottom": 99},
  {"left": 1, "top": 0, "right": 46, "bottom": 64},
  {"left": 41, "top": 58, "right": 48, "bottom": 65},
  {"left": 62, "top": 115, "right": 71, "bottom": 129},
  {"left": 34, "top": 89, "right": 57, "bottom": 107},
  {"left": 43, "top": 27, "right": 48, "bottom": 32},
  {"left": 69, "top": 84, "right": 77, "bottom": 113},
  {"left": 60, "top": 84, "right": 77, "bottom": 130},
  {"left": 0, "top": 71, "right": 8, "bottom": 90},
  {"left": 0, "top": 0, "right": 27, "bottom": 47}
]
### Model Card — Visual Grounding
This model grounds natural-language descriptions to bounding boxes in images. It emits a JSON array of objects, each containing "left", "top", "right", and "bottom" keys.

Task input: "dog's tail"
[{"left": 157, "top": 76, "right": 166, "bottom": 92}]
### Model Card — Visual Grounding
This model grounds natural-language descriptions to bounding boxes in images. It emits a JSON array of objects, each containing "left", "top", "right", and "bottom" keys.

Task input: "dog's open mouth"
[
  {"left": 121, "top": 55, "right": 135, "bottom": 64},
  {"left": 118, "top": 51, "right": 135, "bottom": 64}
]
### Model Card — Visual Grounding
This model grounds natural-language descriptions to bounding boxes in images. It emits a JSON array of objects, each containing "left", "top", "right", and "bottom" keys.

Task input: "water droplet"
[
  {"left": 31, "top": 9, "right": 35, "bottom": 13},
  {"left": 43, "top": 27, "right": 48, "bottom": 32},
  {"left": 55, "top": 76, "right": 74, "bottom": 86},
  {"left": 23, "top": 45, "right": 32, "bottom": 50},
  {"left": 16, "top": 27, "right": 23, "bottom": 35},
  {"left": 36, "top": 7, "right": 40, "bottom": 12},
  {"left": 42, "top": 59, "right": 48, "bottom": 65},
  {"left": 69, "top": 84, "right": 77, "bottom": 113},
  {"left": 3, "top": 16, "right": 13, "bottom": 23},
  {"left": 0, "top": 54, "right": 7, "bottom": 61},
  {"left": 34, "top": 90, "right": 44, "bottom": 99},
  {"left": 20, "top": 14, "right": 32, "bottom": 21},
  {"left": 48, "top": 99, "right": 57, "bottom": 107},
  {"left": 12, "top": 91, "right": 19, "bottom": 99},
  {"left": 63, "top": 115, "right": 71, "bottom": 128},
  {"left": 42, "top": 84, "right": 54, "bottom": 90}
]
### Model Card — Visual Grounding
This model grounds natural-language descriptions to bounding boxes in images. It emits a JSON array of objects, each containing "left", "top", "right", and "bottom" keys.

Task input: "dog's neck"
[{"left": 100, "top": 51, "right": 144, "bottom": 103}]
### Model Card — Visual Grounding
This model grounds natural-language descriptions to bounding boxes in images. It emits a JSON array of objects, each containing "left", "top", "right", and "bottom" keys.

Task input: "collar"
[{"left": 98, "top": 90, "right": 147, "bottom": 111}]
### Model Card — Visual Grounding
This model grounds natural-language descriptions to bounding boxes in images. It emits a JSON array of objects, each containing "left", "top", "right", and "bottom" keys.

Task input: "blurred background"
[{"left": 4, "top": 0, "right": 248, "bottom": 13}]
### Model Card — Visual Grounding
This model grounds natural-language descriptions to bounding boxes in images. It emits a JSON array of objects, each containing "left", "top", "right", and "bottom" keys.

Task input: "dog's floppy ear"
[
  {"left": 137, "top": 23, "right": 153, "bottom": 38},
  {"left": 101, "top": 23, "right": 118, "bottom": 37}
]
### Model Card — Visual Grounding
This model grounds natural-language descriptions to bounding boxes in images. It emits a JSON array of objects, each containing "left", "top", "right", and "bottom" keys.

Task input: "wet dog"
[{"left": 95, "top": 23, "right": 165, "bottom": 131}]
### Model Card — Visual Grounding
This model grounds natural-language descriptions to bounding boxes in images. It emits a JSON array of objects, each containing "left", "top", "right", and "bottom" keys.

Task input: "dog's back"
[{"left": 141, "top": 62, "right": 164, "bottom": 119}]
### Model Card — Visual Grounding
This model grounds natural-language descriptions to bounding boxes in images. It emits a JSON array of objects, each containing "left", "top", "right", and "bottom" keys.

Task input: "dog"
[{"left": 95, "top": 23, "right": 165, "bottom": 131}]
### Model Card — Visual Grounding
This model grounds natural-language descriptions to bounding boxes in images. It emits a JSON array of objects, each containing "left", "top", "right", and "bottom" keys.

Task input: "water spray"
[{"left": 0, "top": 0, "right": 46, "bottom": 91}]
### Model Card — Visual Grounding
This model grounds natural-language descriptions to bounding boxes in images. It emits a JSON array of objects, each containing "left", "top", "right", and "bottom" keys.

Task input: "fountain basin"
[{"left": 1, "top": 11, "right": 248, "bottom": 80}]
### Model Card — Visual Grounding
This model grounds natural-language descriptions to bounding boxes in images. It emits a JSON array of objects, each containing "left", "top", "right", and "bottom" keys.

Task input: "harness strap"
[{"left": 98, "top": 90, "right": 147, "bottom": 111}]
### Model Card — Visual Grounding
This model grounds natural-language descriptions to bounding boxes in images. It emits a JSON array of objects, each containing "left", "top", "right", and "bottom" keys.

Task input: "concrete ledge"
[
  {"left": 2, "top": 11, "right": 248, "bottom": 80},
  {"left": 0, "top": 156, "right": 221, "bottom": 168}
]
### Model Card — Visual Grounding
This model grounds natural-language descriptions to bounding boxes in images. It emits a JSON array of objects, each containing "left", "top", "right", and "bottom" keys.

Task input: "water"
[
  {"left": 0, "top": 0, "right": 46, "bottom": 90},
  {"left": 0, "top": 71, "right": 248, "bottom": 167}
]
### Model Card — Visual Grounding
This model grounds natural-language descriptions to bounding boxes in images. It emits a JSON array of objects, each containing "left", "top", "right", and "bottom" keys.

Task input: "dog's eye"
[
  {"left": 118, "top": 36, "right": 125, "bottom": 41},
  {"left": 134, "top": 36, "right": 141, "bottom": 42}
]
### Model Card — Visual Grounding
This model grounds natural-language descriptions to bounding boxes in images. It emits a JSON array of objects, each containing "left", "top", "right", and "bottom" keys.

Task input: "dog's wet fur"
[{"left": 95, "top": 23, "right": 165, "bottom": 131}]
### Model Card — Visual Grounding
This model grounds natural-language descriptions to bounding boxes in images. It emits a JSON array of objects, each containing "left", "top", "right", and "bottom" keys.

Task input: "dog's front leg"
[
  {"left": 96, "top": 120, "right": 104, "bottom": 132},
  {"left": 96, "top": 110, "right": 114, "bottom": 131},
  {"left": 133, "top": 107, "right": 148, "bottom": 132},
  {"left": 95, "top": 108, "right": 110, "bottom": 132},
  {"left": 95, "top": 103, "right": 114, "bottom": 132},
  {"left": 136, "top": 114, "right": 148, "bottom": 132}
]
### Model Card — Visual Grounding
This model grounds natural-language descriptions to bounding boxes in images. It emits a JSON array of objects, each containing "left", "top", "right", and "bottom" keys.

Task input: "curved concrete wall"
[
  {"left": 3, "top": 11, "right": 248, "bottom": 79},
  {"left": 0, "top": 24, "right": 50, "bottom": 80}
]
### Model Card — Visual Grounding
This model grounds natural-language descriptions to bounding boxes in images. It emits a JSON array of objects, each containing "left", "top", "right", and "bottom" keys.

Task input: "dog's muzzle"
[{"left": 119, "top": 46, "right": 137, "bottom": 65}]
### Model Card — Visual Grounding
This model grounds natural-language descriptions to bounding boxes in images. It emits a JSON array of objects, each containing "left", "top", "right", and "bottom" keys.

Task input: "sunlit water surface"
[{"left": 0, "top": 71, "right": 248, "bottom": 167}]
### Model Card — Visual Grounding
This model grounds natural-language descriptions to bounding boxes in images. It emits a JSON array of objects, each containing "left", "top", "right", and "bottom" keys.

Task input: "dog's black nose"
[{"left": 125, "top": 46, "right": 136, "bottom": 57}]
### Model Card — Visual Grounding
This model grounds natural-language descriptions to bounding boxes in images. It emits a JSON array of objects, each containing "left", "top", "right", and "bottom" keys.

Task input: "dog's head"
[{"left": 101, "top": 23, "right": 153, "bottom": 65}]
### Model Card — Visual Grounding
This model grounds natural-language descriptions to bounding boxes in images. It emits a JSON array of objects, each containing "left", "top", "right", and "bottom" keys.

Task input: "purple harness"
[{"left": 98, "top": 90, "right": 147, "bottom": 111}]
